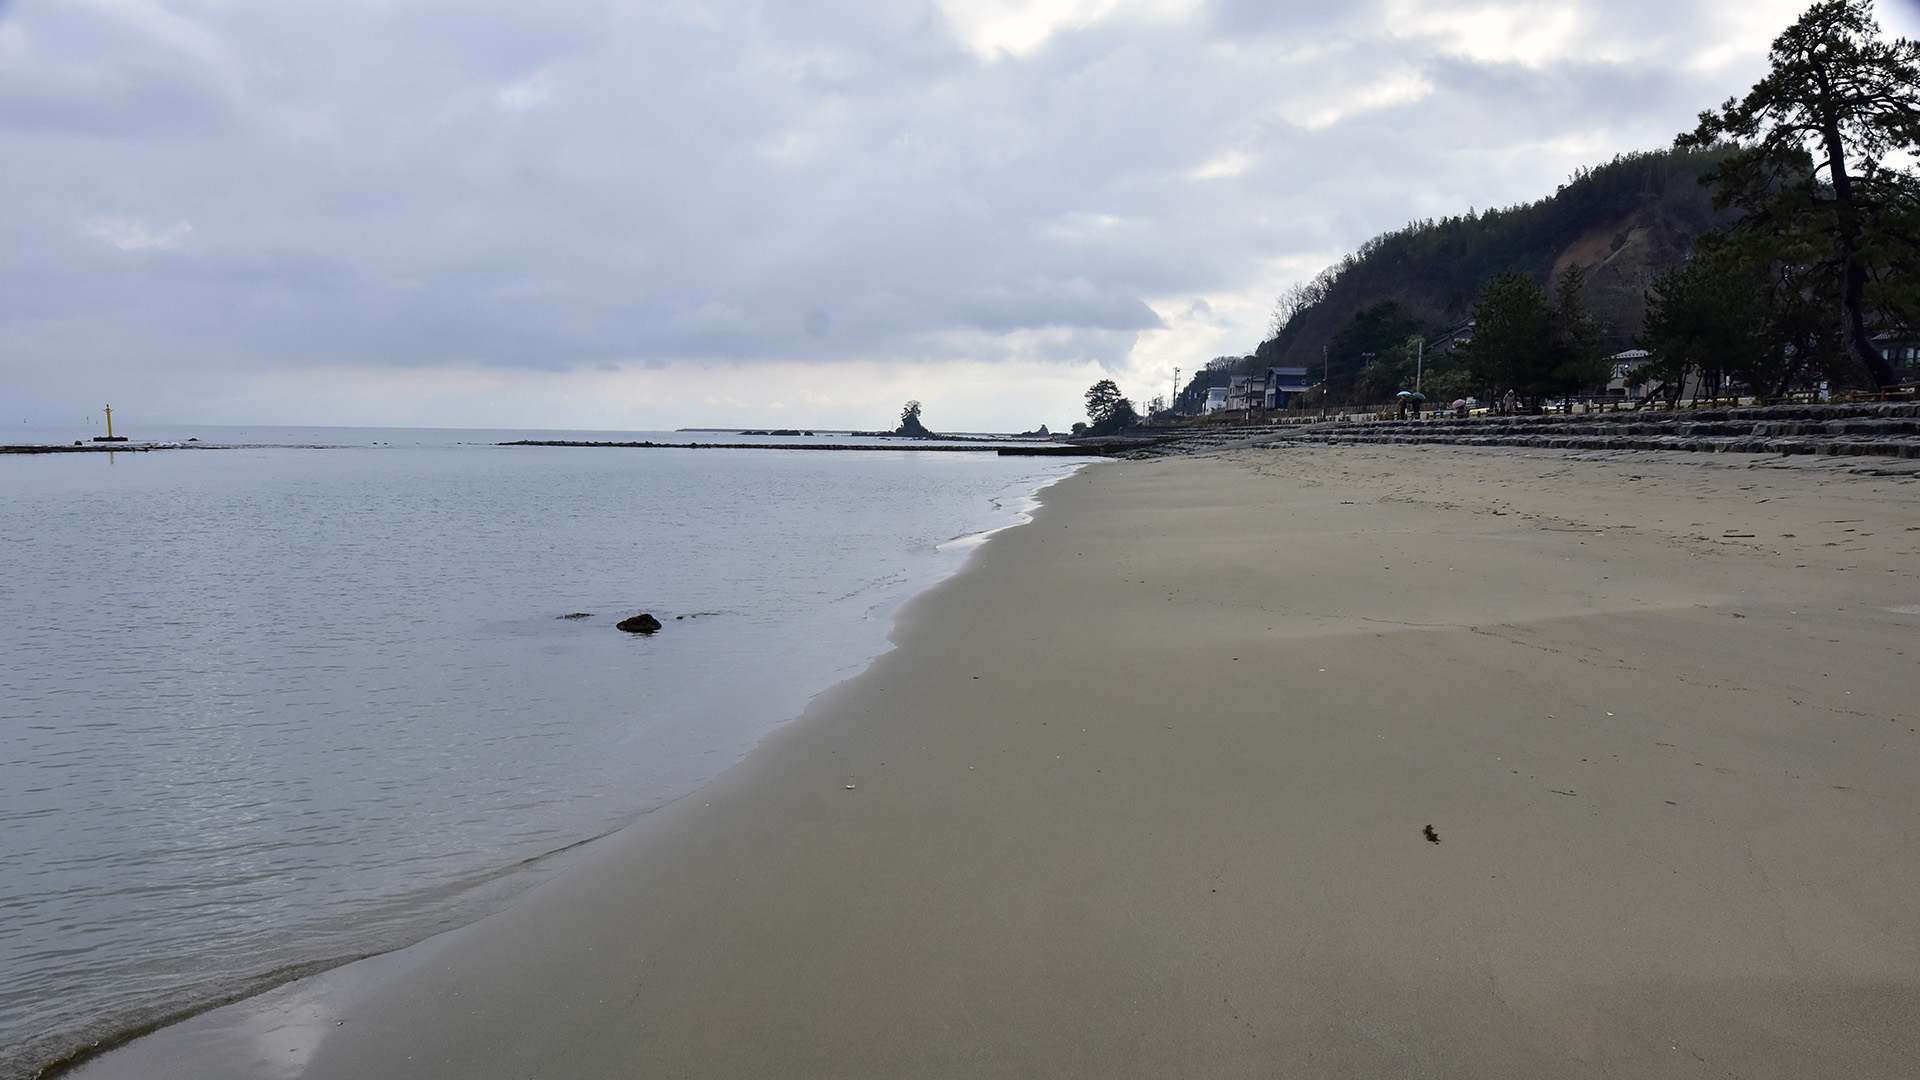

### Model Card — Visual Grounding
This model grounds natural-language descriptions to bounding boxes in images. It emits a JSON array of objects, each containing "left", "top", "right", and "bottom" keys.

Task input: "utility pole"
[
  {"left": 1415, "top": 338, "right": 1424, "bottom": 395},
  {"left": 1321, "top": 345, "right": 1329, "bottom": 419},
  {"left": 1172, "top": 367, "right": 1180, "bottom": 416}
]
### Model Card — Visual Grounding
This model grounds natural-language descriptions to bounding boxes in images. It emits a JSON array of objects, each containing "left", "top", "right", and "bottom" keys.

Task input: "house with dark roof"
[{"left": 1224, "top": 367, "right": 1317, "bottom": 411}]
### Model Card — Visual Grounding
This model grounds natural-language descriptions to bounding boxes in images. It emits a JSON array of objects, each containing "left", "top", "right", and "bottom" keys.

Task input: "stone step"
[
  {"left": 1146, "top": 402, "right": 1920, "bottom": 460},
  {"left": 1267, "top": 416, "right": 1920, "bottom": 441},
  {"left": 1286, "top": 431, "right": 1920, "bottom": 459}
]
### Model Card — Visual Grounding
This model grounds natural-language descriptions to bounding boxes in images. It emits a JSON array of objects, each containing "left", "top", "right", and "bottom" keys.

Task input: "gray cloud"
[{"left": 0, "top": 0, "right": 1827, "bottom": 424}]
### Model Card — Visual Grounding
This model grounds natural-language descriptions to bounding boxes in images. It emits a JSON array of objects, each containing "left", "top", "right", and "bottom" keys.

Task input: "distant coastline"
[
  {"left": 0, "top": 442, "right": 187, "bottom": 454},
  {"left": 503, "top": 438, "right": 1042, "bottom": 453}
]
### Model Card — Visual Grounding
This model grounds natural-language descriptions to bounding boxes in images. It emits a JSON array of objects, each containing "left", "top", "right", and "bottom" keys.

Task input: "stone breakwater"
[{"left": 1120, "top": 402, "right": 1920, "bottom": 460}]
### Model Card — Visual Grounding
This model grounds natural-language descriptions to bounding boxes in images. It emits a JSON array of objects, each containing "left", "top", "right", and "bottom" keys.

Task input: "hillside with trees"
[
  {"left": 1180, "top": 0, "right": 1920, "bottom": 414},
  {"left": 1178, "top": 147, "right": 1735, "bottom": 409}
]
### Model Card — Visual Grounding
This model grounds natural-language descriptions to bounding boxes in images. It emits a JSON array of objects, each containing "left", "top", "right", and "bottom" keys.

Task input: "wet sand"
[{"left": 77, "top": 446, "right": 1920, "bottom": 1079}]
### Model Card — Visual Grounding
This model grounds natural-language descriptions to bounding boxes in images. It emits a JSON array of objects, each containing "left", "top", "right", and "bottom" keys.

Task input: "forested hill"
[{"left": 1247, "top": 147, "right": 1733, "bottom": 388}]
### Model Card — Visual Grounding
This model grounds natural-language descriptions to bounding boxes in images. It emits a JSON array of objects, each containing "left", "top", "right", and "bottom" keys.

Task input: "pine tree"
[{"left": 1678, "top": 0, "right": 1920, "bottom": 387}]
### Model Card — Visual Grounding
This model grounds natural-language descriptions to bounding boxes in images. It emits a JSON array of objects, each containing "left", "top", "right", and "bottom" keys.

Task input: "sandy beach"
[{"left": 76, "top": 445, "right": 1920, "bottom": 1079}]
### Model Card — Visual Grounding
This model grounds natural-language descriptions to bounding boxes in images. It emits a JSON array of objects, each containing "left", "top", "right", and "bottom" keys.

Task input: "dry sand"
[{"left": 77, "top": 446, "right": 1920, "bottom": 1079}]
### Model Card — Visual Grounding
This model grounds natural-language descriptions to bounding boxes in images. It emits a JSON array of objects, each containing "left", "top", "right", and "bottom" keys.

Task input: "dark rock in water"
[
  {"left": 558, "top": 612, "right": 593, "bottom": 620},
  {"left": 617, "top": 613, "right": 663, "bottom": 634}
]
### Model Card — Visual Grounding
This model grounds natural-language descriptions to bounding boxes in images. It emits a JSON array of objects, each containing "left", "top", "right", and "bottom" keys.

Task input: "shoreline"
[{"left": 73, "top": 445, "right": 1920, "bottom": 1079}]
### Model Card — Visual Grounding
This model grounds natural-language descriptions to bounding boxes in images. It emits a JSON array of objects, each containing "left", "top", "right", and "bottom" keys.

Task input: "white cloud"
[
  {"left": 1382, "top": 0, "right": 1806, "bottom": 70},
  {"left": 1187, "top": 150, "right": 1252, "bottom": 180},
  {"left": 936, "top": 0, "right": 1205, "bottom": 59},
  {"left": 80, "top": 216, "right": 192, "bottom": 250},
  {"left": 1297, "top": 63, "right": 1435, "bottom": 130},
  {"left": 496, "top": 71, "right": 555, "bottom": 113},
  {"left": 1383, "top": 1, "right": 1591, "bottom": 66}
]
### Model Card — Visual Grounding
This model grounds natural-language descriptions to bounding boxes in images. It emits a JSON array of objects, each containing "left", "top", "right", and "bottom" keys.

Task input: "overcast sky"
[{"left": 5, "top": 0, "right": 1916, "bottom": 432}]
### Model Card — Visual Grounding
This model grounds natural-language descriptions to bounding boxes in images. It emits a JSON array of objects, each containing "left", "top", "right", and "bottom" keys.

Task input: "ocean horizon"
[{"left": 2, "top": 422, "right": 1049, "bottom": 451}]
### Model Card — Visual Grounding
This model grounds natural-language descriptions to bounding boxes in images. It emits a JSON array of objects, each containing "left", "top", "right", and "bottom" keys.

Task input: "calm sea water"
[{"left": 0, "top": 429, "right": 1080, "bottom": 1078}]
